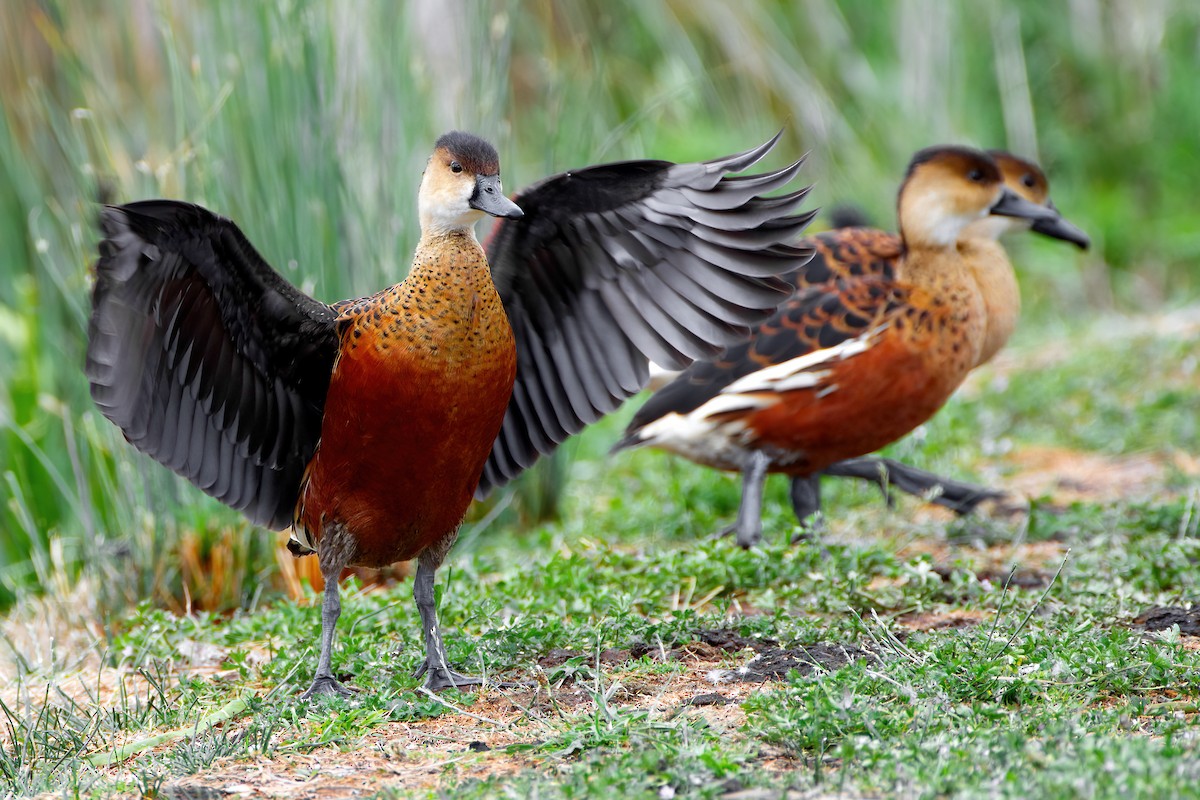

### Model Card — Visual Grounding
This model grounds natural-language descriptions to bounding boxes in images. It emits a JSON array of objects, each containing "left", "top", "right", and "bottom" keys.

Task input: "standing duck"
[
  {"left": 809, "top": 150, "right": 1090, "bottom": 520},
  {"left": 613, "top": 146, "right": 1062, "bottom": 548},
  {"left": 86, "top": 131, "right": 814, "bottom": 698}
]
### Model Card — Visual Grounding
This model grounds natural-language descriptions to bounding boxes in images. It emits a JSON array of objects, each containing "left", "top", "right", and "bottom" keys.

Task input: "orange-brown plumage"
[
  {"left": 786, "top": 227, "right": 902, "bottom": 289},
  {"left": 634, "top": 229, "right": 988, "bottom": 477},
  {"left": 744, "top": 334, "right": 962, "bottom": 472},
  {"left": 618, "top": 145, "right": 1066, "bottom": 546},
  {"left": 296, "top": 230, "right": 516, "bottom": 567},
  {"left": 807, "top": 152, "right": 1086, "bottom": 520}
]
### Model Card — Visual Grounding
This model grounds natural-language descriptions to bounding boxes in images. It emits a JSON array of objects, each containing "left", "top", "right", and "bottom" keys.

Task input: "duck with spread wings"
[{"left": 86, "top": 131, "right": 814, "bottom": 698}]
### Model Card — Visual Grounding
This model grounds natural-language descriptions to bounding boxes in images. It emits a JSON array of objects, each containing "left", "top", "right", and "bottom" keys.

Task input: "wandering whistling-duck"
[
  {"left": 804, "top": 150, "right": 1091, "bottom": 521},
  {"left": 86, "top": 131, "right": 814, "bottom": 698},
  {"left": 613, "top": 146, "right": 1066, "bottom": 548}
]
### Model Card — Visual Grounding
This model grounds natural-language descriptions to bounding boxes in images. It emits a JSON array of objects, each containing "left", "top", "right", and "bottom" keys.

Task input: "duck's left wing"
[{"left": 478, "top": 134, "right": 816, "bottom": 496}]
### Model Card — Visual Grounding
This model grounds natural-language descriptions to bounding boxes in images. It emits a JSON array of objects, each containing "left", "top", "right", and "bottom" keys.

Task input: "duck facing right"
[{"left": 613, "top": 146, "right": 1074, "bottom": 547}]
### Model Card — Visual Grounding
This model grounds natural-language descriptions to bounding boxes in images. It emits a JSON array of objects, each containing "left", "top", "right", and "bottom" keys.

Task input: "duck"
[
  {"left": 805, "top": 150, "right": 1090, "bottom": 521},
  {"left": 86, "top": 130, "right": 815, "bottom": 698},
  {"left": 612, "top": 146, "right": 1063, "bottom": 548}
]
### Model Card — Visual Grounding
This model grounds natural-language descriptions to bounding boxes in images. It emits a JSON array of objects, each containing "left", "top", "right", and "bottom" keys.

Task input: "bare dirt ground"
[{"left": 158, "top": 661, "right": 769, "bottom": 798}]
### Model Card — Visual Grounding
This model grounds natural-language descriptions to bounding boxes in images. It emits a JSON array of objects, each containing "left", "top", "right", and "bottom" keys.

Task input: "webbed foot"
[
  {"left": 300, "top": 674, "right": 353, "bottom": 700},
  {"left": 712, "top": 523, "right": 763, "bottom": 549},
  {"left": 413, "top": 660, "right": 485, "bottom": 692}
]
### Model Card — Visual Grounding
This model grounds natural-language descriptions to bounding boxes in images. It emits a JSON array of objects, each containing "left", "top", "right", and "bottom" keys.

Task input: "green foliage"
[
  {"left": 2, "top": 0, "right": 1197, "bottom": 612},
  {"left": 5, "top": 480, "right": 1199, "bottom": 796}
]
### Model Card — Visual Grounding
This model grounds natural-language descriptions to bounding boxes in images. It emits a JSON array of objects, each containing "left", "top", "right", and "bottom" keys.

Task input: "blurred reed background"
[{"left": 0, "top": 0, "right": 1196, "bottom": 619}]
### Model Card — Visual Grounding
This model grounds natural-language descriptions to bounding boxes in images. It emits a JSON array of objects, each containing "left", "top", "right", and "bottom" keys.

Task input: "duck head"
[
  {"left": 897, "top": 146, "right": 1056, "bottom": 250},
  {"left": 419, "top": 131, "right": 523, "bottom": 236},
  {"left": 962, "top": 151, "right": 1090, "bottom": 249}
]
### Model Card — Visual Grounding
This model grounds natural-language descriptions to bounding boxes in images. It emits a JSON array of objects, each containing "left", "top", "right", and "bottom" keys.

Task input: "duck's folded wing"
[
  {"left": 616, "top": 277, "right": 900, "bottom": 447},
  {"left": 86, "top": 201, "right": 340, "bottom": 529},
  {"left": 791, "top": 228, "right": 904, "bottom": 289},
  {"left": 478, "top": 134, "right": 817, "bottom": 496}
]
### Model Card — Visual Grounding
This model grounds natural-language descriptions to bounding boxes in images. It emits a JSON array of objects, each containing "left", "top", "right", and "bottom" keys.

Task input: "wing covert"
[{"left": 619, "top": 274, "right": 904, "bottom": 443}]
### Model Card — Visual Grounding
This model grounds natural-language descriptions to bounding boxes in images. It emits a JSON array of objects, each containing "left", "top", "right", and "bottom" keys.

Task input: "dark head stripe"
[
  {"left": 435, "top": 131, "right": 500, "bottom": 175},
  {"left": 987, "top": 149, "right": 1047, "bottom": 191},
  {"left": 905, "top": 145, "right": 1000, "bottom": 184}
]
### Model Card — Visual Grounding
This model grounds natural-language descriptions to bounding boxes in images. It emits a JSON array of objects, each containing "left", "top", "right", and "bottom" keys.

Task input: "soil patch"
[
  {"left": 504, "top": 630, "right": 874, "bottom": 690},
  {"left": 900, "top": 609, "right": 989, "bottom": 632},
  {"left": 999, "top": 445, "right": 1174, "bottom": 504},
  {"left": 708, "top": 642, "right": 875, "bottom": 684},
  {"left": 932, "top": 564, "right": 1053, "bottom": 590},
  {"left": 1133, "top": 606, "right": 1200, "bottom": 636}
]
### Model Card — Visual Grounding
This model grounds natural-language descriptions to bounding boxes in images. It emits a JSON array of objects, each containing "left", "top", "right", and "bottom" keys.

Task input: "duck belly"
[
  {"left": 639, "top": 333, "right": 968, "bottom": 476},
  {"left": 744, "top": 334, "right": 965, "bottom": 474},
  {"left": 298, "top": 328, "right": 516, "bottom": 568}
]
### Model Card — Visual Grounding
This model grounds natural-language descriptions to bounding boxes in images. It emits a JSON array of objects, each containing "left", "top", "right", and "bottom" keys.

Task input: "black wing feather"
[
  {"left": 86, "top": 200, "right": 339, "bottom": 529},
  {"left": 478, "top": 134, "right": 815, "bottom": 496}
]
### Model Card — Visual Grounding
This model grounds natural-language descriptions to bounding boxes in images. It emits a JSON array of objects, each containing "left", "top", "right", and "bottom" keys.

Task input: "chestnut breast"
[{"left": 297, "top": 231, "right": 517, "bottom": 567}]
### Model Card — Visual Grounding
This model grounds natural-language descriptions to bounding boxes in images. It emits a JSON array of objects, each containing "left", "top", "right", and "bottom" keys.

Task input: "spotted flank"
[
  {"left": 722, "top": 327, "right": 884, "bottom": 395},
  {"left": 627, "top": 327, "right": 883, "bottom": 470}
]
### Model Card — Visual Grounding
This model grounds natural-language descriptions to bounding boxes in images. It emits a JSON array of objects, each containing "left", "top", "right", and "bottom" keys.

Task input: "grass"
[
  {"left": 0, "top": 0, "right": 1199, "bottom": 797},
  {"left": 0, "top": 316, "right": 1196, "bottom": 797}
]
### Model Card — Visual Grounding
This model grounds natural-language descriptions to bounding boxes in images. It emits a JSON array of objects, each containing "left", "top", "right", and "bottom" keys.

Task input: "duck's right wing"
[
  {"left": 640, "top": 227, "right": 905, "bottom": 396},
  {"left": 789, "top": 227, "right": 903, "bottom": 289},
  {"left": 86, "top": 201, "right": 340, "bottom": 529}
]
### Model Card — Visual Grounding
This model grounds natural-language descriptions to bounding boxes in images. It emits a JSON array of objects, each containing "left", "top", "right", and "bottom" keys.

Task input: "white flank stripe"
[
  {"left": 775, "top": 369, "right": 832, "bottom": 393},
  {"left": 632, "top": 325, "right": 887, "bottom": 470},
  {"left": 723, "top": 326, "right": 884, "bottom": 395},
  {"left": 694, "top": 392, "right": 774, "bottom": 418},
  {"left": 636, "top": 410, "right": 753, "bottom": 470}
]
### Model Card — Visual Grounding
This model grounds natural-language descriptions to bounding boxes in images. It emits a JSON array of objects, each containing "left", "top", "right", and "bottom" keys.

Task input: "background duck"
[
  {"left": 812, "top": 151, "right": 1091, "bottom": 521},
  {"left": 613, "top": 146, "right": 1059, "bottom": 548},
  {"left": 86, "top": 131, "right": 815, "bottom": 698},
  {"left": 782, "top": 151, "right": 1094, "bottom": 522}
]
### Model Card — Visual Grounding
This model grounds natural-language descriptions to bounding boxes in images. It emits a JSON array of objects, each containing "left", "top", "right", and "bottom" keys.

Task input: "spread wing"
[
  {"left": 86, "top": 201, "right": 340, "bottom": 529},
  {"left": 478, "top": 133, "right": 817, "bottom": 496}
]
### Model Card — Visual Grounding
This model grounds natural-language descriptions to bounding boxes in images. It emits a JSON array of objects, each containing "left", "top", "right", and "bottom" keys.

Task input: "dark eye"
[
  {"left": 450, "top": 161, "right": 463, "bottom": 174},
  {"left": 1021, "top": 174, "right": 1036, "bottom": 188},
  {"left": 967, "top": 168, "right": 985, "bottom": 182}
]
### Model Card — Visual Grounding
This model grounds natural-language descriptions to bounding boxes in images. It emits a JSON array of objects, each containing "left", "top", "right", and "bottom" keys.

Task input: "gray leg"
[
  {"left": 723, "top": 450, "right": 770, "bottom": 549},
  {"left": 824, "top": 458, "right": 897, "bottom": 507},
  {"left": 411, "top": 531, "right": 483, "bottom": 692},
  {"left": 787, "top": 474, "right": 830, "bottom": 551},
  {"left": 788, "top": 474, "right": 822, "bottom": 524},
  {"left": 824, "top": 457, "right": 1006, "bottom": 515},
  {"left": 300, "top": 527, "right": 354, "bottom": 699}
]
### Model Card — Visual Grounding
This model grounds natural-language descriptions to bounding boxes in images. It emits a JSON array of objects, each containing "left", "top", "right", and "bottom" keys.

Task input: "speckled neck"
[
  {"left": 410, "top": 229, "right": 490, "bottom": 286},
  {"left": 390, "top": 229, "right": 506, "bottom": 365},
  {"left": 332, "top": 229, "right": 505, "bottom": 367},
  {"left": 892, "top": 241, "right": 990, "bottom": 371}
]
